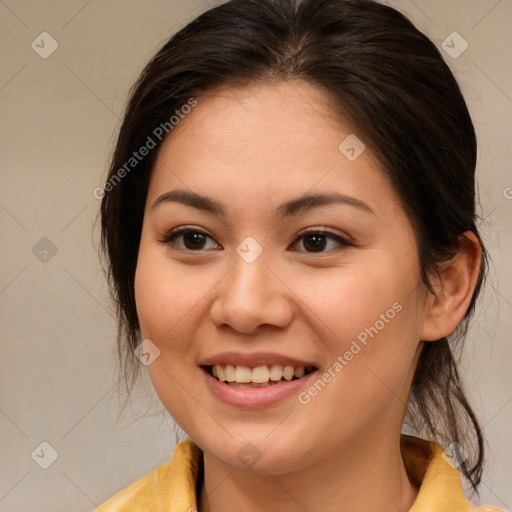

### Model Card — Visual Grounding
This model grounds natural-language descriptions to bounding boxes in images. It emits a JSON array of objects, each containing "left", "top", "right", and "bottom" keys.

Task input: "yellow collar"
[{"left": 96, "top": 434, "right": 502, "bottom": 511}]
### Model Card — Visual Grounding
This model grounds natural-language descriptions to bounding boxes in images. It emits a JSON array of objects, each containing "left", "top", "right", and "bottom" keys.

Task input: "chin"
[{"left": 200, "top": 432, "right": 315, "bottom": 475}]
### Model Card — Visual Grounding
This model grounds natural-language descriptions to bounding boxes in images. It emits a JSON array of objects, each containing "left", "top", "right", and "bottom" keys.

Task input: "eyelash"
[{"left": 158, "top": 226, "right": 352, "bottom": 253}]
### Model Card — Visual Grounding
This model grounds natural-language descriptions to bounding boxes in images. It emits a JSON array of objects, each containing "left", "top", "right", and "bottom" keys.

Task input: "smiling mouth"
[{"left": 203, "top": 364, "right": 317, "bottom": 387}]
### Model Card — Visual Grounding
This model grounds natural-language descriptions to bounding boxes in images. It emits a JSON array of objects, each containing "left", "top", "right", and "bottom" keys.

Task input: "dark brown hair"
[{"left": 99, "top": 0, "right": 488, "bottom": 492}]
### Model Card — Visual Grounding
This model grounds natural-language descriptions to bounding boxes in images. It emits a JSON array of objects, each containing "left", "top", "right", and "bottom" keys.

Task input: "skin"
[{"left": 134, "top": 81, "right": 481, "bottom": 512}]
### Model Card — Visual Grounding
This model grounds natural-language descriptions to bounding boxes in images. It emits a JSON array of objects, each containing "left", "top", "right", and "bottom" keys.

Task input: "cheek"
[
  {"left": 295, "top": 256, "right": 422, "bottom": 414},
  {"left": 134, "top": 243, "right": 209, "bottom": 341},
  {"left": 299, "top": 257, "right": 413, "bottom": 346},
  {"left": 133, "top": 246, "right": 209, "bottom": 426}
]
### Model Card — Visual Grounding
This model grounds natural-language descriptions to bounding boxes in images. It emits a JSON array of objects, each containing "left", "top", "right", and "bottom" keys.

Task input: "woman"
[{"left": 95, "top": 0, "right": 503, "bottom": 510}]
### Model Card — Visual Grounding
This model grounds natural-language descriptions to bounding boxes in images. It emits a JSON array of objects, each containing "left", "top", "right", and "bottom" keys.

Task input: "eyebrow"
[{"left": 151, "top": 189, "right": 374, "bottom": 218}]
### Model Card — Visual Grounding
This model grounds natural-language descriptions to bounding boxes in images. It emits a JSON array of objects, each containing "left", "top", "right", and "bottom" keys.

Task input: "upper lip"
[{"left": 199, "top": 351, "right": 318, "bottom": 368}]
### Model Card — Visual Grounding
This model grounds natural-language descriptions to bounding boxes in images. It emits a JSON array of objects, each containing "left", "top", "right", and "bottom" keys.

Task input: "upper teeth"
[{"left": 211, "top": 364, "right": 310, "bottom": 383}]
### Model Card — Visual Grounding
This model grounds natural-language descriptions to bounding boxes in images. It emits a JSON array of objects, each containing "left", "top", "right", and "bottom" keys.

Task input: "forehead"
[
  {"left": 160, "top": 81, "right": 350, "bottom": 158},
  {"left": 148, "top": 81, "right": 398, "bottom": 216}
]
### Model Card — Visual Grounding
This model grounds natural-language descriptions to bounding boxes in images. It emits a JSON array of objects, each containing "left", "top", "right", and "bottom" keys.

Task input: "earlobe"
[{"left": 420, "top": 232, "right": 482, "bottom": 342}]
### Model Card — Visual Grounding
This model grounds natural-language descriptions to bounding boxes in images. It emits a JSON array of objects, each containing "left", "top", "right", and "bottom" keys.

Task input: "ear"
[{"left": 420, "top": 231, "right": 482, "bottom": 342}]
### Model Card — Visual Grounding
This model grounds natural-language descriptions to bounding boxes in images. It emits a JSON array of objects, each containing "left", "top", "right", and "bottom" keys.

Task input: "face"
[{"left": 134, "top": 81, "right": 428, "bottom": 474}]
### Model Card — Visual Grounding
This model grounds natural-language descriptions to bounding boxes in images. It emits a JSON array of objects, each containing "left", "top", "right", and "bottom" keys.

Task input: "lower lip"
[{"left": 201, "top": 367, "right": 318, "bottom": 409}]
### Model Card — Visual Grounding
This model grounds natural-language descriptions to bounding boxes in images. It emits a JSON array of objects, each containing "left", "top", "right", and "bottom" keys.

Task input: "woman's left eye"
[
  {"left": 159, "top": 227, "right": 351, "bottom": 253},
  {"left": 290, "top": 230, "right": 352, "bottom": 253}
]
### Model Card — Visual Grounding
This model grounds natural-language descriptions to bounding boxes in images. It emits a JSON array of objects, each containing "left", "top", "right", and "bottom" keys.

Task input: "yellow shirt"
[{"left": 94, "top": 434, "right": 502, "bottom": 511}]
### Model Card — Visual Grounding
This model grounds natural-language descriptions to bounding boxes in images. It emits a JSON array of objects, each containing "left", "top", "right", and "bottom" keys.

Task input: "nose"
[{"left": 209, "top": 251, "right": 294, "bottom": 334}]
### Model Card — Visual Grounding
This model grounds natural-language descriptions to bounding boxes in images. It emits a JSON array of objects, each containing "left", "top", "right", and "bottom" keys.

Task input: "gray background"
[{"left": 0, "top": 0, "right": 510, "bottom": 510}]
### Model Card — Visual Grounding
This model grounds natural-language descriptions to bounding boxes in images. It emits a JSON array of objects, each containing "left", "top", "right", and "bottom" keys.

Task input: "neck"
[{"left": 198, "top": 431, "right": 419, "bottom": 512}]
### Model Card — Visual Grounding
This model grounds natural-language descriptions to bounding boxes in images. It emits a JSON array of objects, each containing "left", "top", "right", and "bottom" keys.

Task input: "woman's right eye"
[{"left": 159, "top": 227, "right": 221, "bottom": 251}]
